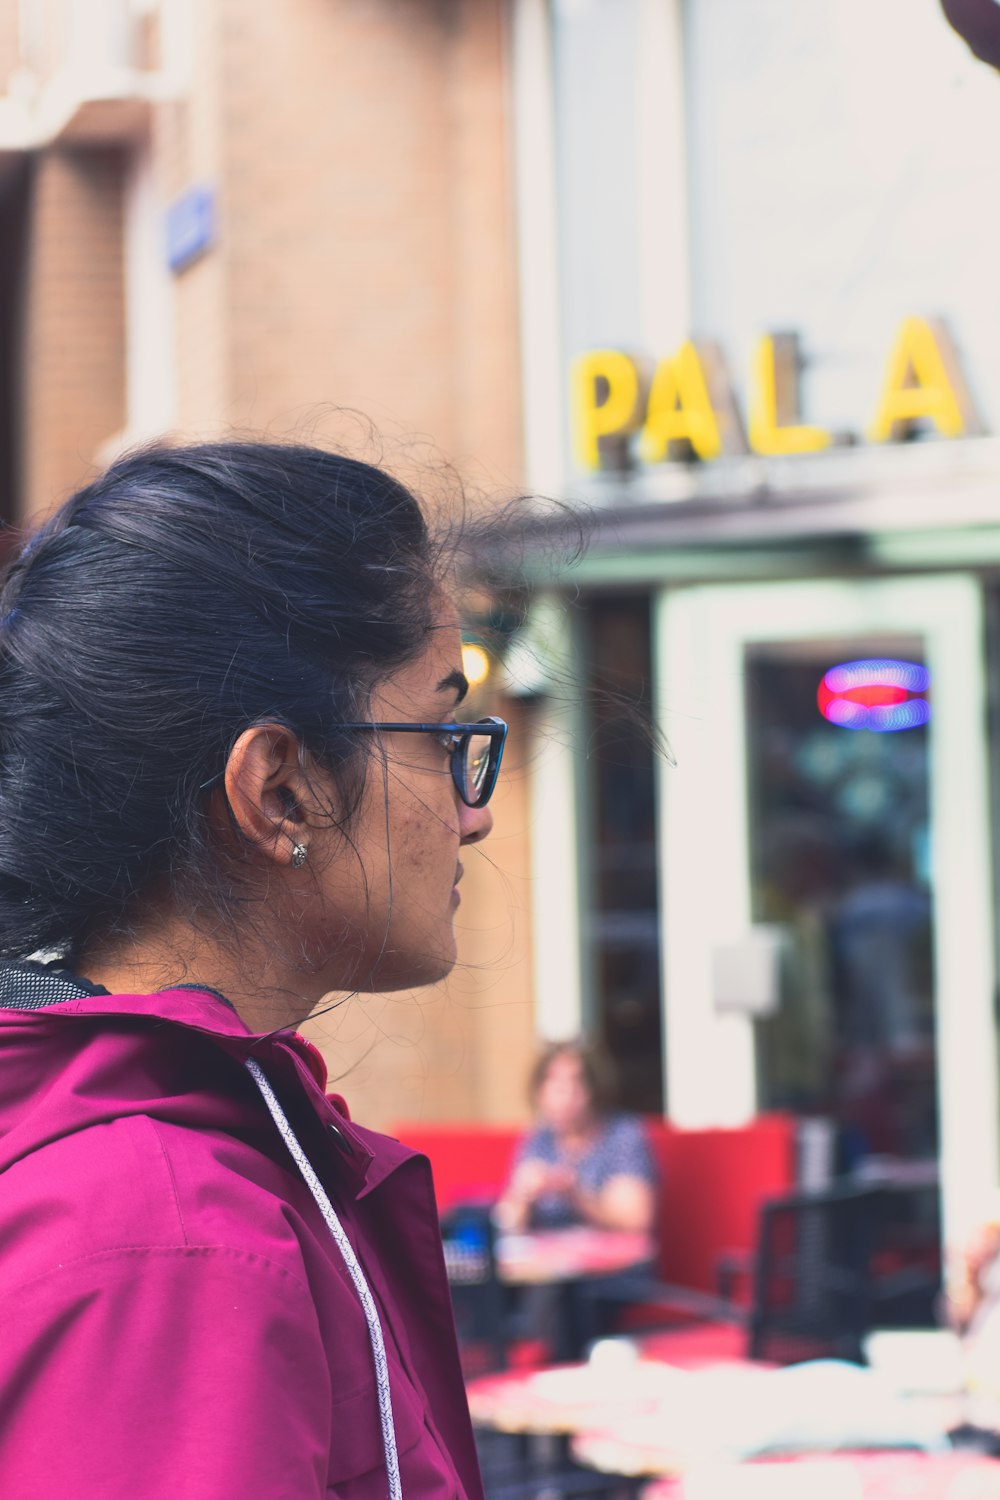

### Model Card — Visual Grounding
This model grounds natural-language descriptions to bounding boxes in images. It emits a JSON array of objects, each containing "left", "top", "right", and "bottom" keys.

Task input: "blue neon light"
[
  {"left": 823, "top": 659, "right": 930, "bottom": 695},
  {"left": 818, "top": 657, "right": 931, "bottom": 733}
]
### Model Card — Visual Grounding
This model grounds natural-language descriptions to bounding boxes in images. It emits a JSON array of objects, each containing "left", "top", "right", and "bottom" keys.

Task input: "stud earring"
[{"left": 291, "top": 842, "right": 309, "bottom": 869}]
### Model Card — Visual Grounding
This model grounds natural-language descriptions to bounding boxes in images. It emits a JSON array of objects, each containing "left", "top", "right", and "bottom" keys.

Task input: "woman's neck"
[
  {"left": 77, "top": 919, "right": 317, "bottom": 1034},
  {"left": 555, "top": 1115, "right": 599, "bottom": 1152}
]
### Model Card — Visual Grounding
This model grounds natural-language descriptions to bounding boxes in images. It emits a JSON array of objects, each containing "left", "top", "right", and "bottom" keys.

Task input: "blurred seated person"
[
  {"left": 495, "top": 1039, "right": 656, "bottom": 1235},
  {"left": 944, "top": 1197, "right": 1000, "bottom": 1434}
]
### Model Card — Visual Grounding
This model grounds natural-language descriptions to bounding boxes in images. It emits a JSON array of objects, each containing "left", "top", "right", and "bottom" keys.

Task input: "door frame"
[{"left": 655, "top": 574, "right": 998, "bottom": 1249}]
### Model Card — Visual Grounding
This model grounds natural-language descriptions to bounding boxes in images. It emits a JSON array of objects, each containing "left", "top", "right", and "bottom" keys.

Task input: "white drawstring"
[{"left": 244, "top": 1057, "right": 402, "bottom": 1500}]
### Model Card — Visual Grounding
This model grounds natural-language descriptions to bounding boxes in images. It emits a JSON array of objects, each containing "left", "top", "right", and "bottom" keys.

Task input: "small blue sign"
[{"left": 165, "top": 185, "right": 215, "bottom": 274}]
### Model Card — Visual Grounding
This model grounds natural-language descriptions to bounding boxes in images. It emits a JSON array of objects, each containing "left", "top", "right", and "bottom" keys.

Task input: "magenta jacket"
[{"left": 0, "top": 968, "right": 484, "bottom": 1500}]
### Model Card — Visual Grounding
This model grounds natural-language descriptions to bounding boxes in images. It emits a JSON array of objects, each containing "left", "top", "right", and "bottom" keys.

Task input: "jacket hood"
[
  {"left": 0, "top": 967, "right": 413, "bottom": 1194},
  {"left": 0, "top": 965, "right": 485, "bottom": 1500}
]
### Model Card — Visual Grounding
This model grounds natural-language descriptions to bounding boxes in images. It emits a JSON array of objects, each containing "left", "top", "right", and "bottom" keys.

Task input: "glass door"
[
  {"left": 746, "top": 635, "right": 934, "bottom": 1173},
  {"left": 655, "top": 576, "right": 998, "bottom": 1250}
]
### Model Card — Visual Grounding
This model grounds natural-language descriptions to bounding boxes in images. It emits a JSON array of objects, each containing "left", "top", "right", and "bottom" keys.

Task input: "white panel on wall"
[
  {"left": 551, "top": 0, "right": 644, "bottom": 357},
  {"left": 685, "top": 0, "right": 1000, "bottom": 436}
]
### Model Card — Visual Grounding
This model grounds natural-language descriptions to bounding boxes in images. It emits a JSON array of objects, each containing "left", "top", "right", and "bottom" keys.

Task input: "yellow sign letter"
[
  {"left": 571, "top": 350, "right": 641, "bottom": 470},
  {"left": 639, "top": 341, "right": 745, "bottom": 464},
  {"left": 868, "top": 316, "right": 983, "bottom": 443},
  {"left": 748, "top": 333, "right": 831, "bottom": 456}
]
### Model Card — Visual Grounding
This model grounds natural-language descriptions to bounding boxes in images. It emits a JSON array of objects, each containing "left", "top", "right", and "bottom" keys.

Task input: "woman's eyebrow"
[{"left": 437, "top": 669, "right": 469, "bottom": 705}]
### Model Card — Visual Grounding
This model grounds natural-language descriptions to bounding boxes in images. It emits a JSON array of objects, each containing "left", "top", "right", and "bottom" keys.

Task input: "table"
[
  {"left": 494, "top": 1227, "right": 656, "bottom": 1361},
  {"left": 638, "top": 1452, "right": 1000, "bottom": 1498},
  {"left": 568, "top": 1360, "right": 962, "bottom": 1475},
  {"left": 465, "top": 1339, "right": 1000, "bottom": 1499},
  {"left": 495, "top": 1228, "right": 656, "bottom": 1286},
  {"left": 467, "top": 1353, "right": 681, "bottom": 1438},
  {"left": 466, "top": 1347, "right": 660, "bottom": 1499}
]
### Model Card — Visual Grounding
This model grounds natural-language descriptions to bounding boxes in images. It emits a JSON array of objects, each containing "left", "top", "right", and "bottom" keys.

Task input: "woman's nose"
[{"left": 459, "top": 801, "right": 493, "bottom": 846}]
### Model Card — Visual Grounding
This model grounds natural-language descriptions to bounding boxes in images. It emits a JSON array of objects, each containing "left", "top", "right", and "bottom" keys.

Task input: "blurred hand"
[
  {"left": 515, "top": 1160, "right": 577, "bottom": 1202},
  {"left": 945, "top": 1220, "right": 1000, "bottom": 1332},
  {"left": 966, "top": 1221, "right": 1000, "bottom": 1277},
  {"left": 493, "top": 1159, "right": 578, "bottom": 1232},
  {"left": 537, "top": 1163, "right": 578, "bottom": 1197}
]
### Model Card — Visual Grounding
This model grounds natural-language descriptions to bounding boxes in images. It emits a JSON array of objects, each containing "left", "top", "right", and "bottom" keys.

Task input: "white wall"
[{"left": 685, "top": 0, "right": 1000, "bottom": 435}]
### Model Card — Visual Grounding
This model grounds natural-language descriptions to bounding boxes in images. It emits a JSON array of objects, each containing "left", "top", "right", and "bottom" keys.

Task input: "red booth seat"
[{"left": 393, "top": 1113, "right": 796, "bottom": 1295}]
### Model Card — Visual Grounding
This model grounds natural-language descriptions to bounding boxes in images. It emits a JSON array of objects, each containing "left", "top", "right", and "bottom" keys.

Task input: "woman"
[
  {"left": 0, "top": 442, "right": 507, "bottom": 1498},
  {"left": 496, "top": 1040, "right": 656, "bottom": 1234}
]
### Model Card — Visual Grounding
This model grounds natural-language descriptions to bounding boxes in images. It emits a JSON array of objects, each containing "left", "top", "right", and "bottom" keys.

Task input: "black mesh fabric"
[{"left": 0, "top": 961, "right": 105, "bottom": 1009}]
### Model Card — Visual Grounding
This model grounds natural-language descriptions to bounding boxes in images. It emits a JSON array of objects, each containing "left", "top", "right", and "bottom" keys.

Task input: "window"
[{"left": 583, "top": 594, "right": 663, "bottom": 1112}]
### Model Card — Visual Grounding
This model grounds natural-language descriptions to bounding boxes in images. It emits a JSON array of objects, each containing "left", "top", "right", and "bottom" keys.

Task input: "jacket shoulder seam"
[
  {"left": 146, "top": 1117, "right": 190, "bottom": 1247},
  {"left": 0, "top": 1242, "right": 316, "bottom": 1305}
]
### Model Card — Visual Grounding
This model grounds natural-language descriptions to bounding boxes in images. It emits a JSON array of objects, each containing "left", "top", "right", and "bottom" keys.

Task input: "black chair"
[
  {"left": 749, "top": 1180, "right": 941, "bottom": 1363},
  {"left": 582, "top": 1180, "right": 941, "bottom": 1367},
  {"left": 857, "top": 1178, "right": 942, "bottom": 1333},
  {"left": 748, "top": 1182, "right": 883, "bottom": 1362},
  {"left": 746, "top": 1176, "right": 941, "bottom": 1368},
  {"left": 440, "top": 1201, "right": 510, "bottom": 1376}
]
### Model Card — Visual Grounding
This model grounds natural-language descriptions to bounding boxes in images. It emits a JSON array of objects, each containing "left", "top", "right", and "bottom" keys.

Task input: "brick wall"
[
  {"left": 208, "top": 0, "right": 521, "bottom": 476},
  {"left": 20, "top": 148, "right": 126, "bottom": 520},
  {"left": 154, "top": 0, "right": 229, "bottom": 434},
  {"left": 8, "top": 0, "right": 535, "bottom": 1127},
  {"left": 207, "top": 0, "right": 533, "bottom": 1127},
  {"left": 447, "top": 0, "right": 523, "bottom": 487}
]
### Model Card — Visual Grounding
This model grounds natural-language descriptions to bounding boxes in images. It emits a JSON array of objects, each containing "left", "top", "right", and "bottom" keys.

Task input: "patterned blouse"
[{"left": 512, "top": 1114, "right": 656, "bottom": 1229}]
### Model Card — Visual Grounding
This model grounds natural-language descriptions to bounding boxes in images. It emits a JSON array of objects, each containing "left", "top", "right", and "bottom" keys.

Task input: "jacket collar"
[{"left": 0, "top": 963, "right": 420, "bottom": 1199}]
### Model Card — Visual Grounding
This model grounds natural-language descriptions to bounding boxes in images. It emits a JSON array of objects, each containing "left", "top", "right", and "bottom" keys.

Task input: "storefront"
[
  {"left": 523, "top": 465, "right": 1000, "bottom": 1255},
  {"left": 508, "top": 0, "right": 1000, "bottom": 1253}
]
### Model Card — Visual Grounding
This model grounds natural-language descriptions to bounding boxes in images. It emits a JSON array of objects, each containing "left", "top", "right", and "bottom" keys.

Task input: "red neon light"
[{"left": 817, "top": 658, "right": 930, "bottom": 732}]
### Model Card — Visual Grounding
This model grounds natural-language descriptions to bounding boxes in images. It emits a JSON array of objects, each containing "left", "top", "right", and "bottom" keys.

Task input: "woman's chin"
[{"left": 352, "top": 940, "right": 459, "bottom": 994}]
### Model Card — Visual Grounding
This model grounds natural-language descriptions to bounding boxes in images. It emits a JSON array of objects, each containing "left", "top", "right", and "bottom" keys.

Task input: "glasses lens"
[{"left": 465, "top": 732, "right": 493, "bottom": 803}]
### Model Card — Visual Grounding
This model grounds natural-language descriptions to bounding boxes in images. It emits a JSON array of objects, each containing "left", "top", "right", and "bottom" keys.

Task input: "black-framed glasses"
[{"left": 340, "top": 716, "right": 508, "bottom": 808}]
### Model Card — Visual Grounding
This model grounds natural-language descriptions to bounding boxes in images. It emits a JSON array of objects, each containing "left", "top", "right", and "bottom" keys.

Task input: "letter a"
[
  {"left": 639, "top": 341, "right": 745, "bottom": 464},
  {"left": 868, "top": 317, "right": 984, "bottom": 443}
]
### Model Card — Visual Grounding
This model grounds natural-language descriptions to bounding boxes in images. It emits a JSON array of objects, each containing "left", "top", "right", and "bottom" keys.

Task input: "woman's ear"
[{"left": 220, "top": 724, "right": 317, "bottom": 867}]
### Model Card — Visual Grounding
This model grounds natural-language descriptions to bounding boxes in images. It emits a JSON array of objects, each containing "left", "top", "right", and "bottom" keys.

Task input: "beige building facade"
[{"left": 0, "top": 0, "right": 539, "bottom": 1130}]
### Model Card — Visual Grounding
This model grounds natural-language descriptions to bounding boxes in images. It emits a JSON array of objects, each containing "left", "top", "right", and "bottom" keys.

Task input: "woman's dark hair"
[
  {"left": 528, "top": 1037, "right": 618, "bottom": 1117},
  {"left": 0, "top": 440, "right": 454, "bottom": 961}
]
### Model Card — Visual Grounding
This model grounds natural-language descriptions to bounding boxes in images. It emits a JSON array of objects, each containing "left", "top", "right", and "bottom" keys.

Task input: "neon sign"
[{"left": 817, "top": 659, "right": 931, "bottom": 732}]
